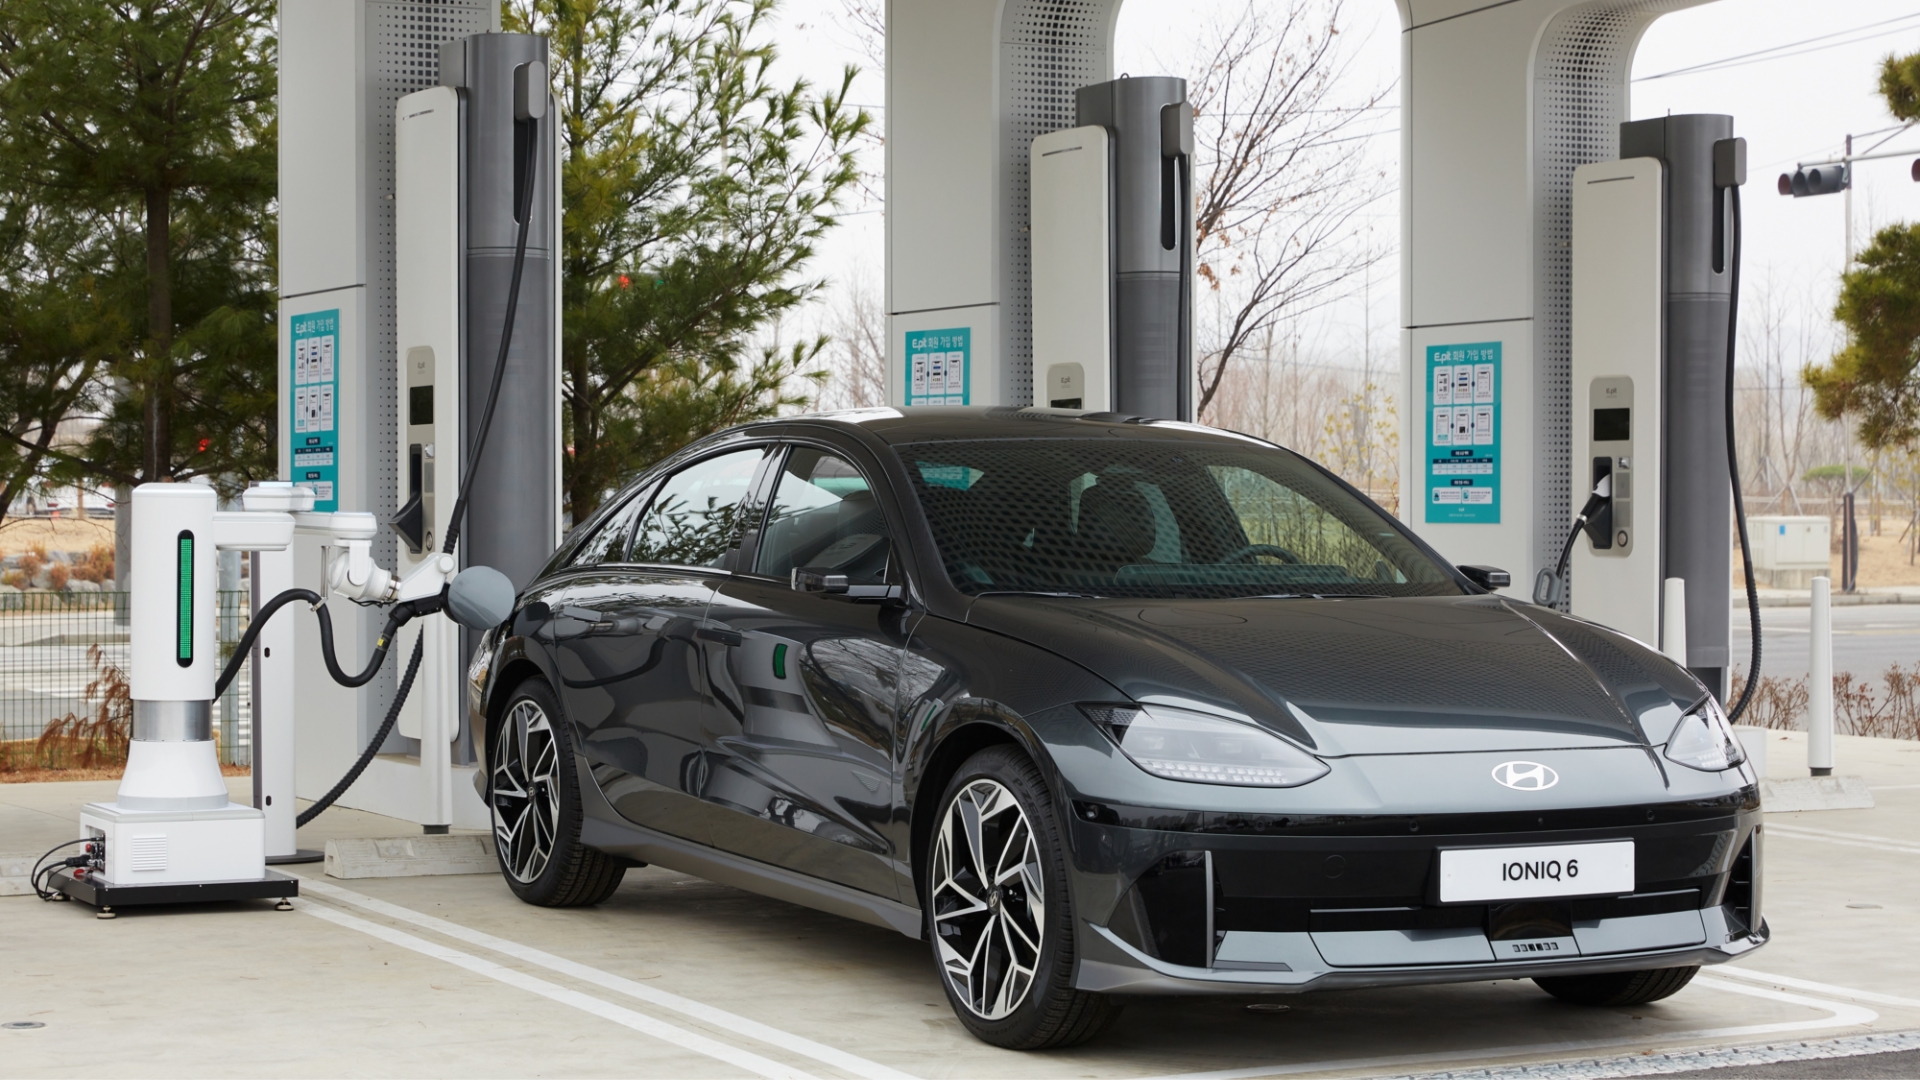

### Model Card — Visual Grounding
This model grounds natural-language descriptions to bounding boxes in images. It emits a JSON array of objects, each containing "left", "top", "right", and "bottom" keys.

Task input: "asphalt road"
[
  {"left": 1664, "top": 1046, "right": 1920, "bottom": 1078},
  {"left": 1731, "top": 603, "right": 1920, "bottom": 684}
]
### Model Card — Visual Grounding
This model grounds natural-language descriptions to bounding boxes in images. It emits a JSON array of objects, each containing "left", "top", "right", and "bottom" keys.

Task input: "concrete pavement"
[{"left": 2, "top": 736, "right": 1918, "bottom": 1078}]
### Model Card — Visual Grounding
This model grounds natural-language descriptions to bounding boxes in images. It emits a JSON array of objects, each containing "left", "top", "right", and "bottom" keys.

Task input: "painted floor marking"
[
  {"left": 1765, "top": 823, "right": 1920, "bottom": 856},
  {"left": 300, "top": 878, "right": 916, "bottom": 1080},
  {"left": 1379, "top": 1029, "right": 1920, "bottom": 1080},
  {"left": 1714, "top": 966, "right": 1920, "bottom": 1010},
  {"left": 296, "top": 900, "right": 820, "bottom": 1080},
  {"left": 1139, "top": 977, "right": 1875, "bottom": 1080}
]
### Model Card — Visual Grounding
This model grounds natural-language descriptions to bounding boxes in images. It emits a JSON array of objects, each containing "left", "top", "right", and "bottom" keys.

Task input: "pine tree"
[
  {"left": 1804, "top": 47, "right": 1920, "bottom": 449},
  {"left": 507, "top": 0, "right": 867, "bottom": 522},
  {"left": 0, "top": 0, "right": 278, "bottom": 495}
]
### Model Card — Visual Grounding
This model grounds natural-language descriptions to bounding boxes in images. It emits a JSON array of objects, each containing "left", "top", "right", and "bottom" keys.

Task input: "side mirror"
[
  {"left": 1457, "top": 565, "right": 1510, "bottom": 590},
  {"left": 791, "top": 568, "right": 850, "bottom": 594},
  {"left": 792, "top": 567, "right": 904, "bottom": 603}
]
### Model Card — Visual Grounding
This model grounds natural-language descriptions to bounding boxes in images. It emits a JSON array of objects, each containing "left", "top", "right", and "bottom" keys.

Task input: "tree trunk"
[
  {"left": 114, "top": 482, "right": 133, "bottom": 625},
  {"left": 566, "top": 382, "right": 598, "bottom": 524},
  {"left": 144, "top": 185, "right": 173, "bottom": 482}
]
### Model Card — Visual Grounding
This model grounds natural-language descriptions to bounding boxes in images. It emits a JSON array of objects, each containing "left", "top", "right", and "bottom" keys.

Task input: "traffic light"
[{"left": 1778, "top": 164, "right": 1848, "bottom": 197}]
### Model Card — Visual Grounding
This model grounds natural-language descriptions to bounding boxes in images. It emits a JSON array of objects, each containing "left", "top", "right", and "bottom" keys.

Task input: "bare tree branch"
[{"left": 1184, "top": 0, "right": 1392, "bottom": 419}]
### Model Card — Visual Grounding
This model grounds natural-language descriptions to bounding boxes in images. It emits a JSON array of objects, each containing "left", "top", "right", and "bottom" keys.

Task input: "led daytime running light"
[{"left": 1081, "top": 703, "right": 1330, "bottom": 788}]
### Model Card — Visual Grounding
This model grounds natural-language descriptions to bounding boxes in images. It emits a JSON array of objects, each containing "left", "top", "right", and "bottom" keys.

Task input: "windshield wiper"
[
  {"left": 973, "top": 589, "right": 1103, "bottom": 599},
  {"left": 1246, "top": 592, "right": 1380, "bottom": 600}
]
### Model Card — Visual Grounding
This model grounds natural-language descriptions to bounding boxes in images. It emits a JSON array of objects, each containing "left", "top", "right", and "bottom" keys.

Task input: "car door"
[
  {"left": 698, "top": 444, "right": 917, "bottom": 899},
  {"left": 545, "top": 445, "right": 771, "bottom": 844}
]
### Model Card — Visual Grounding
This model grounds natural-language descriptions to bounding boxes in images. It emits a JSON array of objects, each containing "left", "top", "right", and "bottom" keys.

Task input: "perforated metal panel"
[
  {"left": 999, "top": 0, "right": 1117, "bottom": 406},
  {"left": 1530, "top": 1, "right": 1694, "bottom": 608}
]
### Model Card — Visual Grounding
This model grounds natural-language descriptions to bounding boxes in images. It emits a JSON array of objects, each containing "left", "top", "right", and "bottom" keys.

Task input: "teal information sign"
[
  {"left": 1423, "top": 341, "right": 1501, "bottom": 524},
  {"left": 290, "top": 309, "right": 340, "bottom": 512},
  {"left": 905, "top": 328, "right": 970, "bottom": 406}
]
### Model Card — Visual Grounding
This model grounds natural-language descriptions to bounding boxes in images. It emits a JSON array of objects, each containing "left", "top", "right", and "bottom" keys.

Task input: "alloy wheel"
[
  {"left": 931, "top": 778, "right": 1046, "bottom": 1020},
  {"left": 492, "top": 698, "right": 560, "bottom": 883}
]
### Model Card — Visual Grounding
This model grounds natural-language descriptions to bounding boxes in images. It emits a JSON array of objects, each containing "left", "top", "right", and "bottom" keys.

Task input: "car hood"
[{"left": 963, "top": 594, "right": 1705, "bottom": 755}]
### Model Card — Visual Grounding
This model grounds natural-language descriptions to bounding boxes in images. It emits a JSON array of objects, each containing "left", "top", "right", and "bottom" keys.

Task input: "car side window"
[
  {"left": 628, "top": 448, "right": 766, "bottom": 568},
  {"left": 566, "top": 489, "right": 647, "bottom": 566},
  {"left": 754, "top": 448, "right": 892, "bottom": 585}
]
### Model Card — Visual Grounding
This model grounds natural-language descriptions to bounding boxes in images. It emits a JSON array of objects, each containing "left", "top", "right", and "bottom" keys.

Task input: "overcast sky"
[{"left": 772, "top": 0, "right": 1920, "bottom": 374}]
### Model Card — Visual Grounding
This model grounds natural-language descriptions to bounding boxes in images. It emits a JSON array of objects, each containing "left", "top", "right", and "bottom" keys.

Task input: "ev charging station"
[
  {"left": 888, "top": 0, "right": 1750, "bottom": 696},
  {"left": 48, "top": 1, "right": 563, "bottom": 906},
  {"left": 1569, "top": 116, "right": 1746, "bottom": 692},
  {"left": 45, "top": 0, "right": 1767, "bottom": 915},
  {"left": 271, "top": 1, "right": 560, "bottom": 838}
]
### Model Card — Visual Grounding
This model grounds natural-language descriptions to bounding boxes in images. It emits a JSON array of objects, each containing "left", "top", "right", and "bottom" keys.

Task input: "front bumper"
[{"left": 1065, "top": 793, "right": 1766, "bottom": 995}]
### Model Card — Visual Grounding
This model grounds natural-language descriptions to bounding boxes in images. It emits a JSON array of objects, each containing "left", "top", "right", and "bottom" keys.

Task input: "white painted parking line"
[
  {"left": 297, "top": 900, "right": 821, "bottom": 1080},
  {"left": 1380, "top": 1029, "right": 1920, "bottom": 1080},
  {"left": 300, "top": 879, "right": 917, "bottom": 1080},
  {"left": 1139, "top": 977, "right": 1875, "bottom": 1080},
  {"left": 1714, "top": 966, "right": 1920, "bottom": 1010},
  {"left": 1765, "top": 823, "right": 1920, "bottom": 856}
]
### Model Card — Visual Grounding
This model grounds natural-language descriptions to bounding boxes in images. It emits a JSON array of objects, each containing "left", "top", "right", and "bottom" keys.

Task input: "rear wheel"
[
  {"left": 489, "top": 677, "right": 625, "bottom": 906},
  {"left": 1534, "top": 965, "right": 1699, "bottom": 1006},
  {"left": 927, "top": 745, "right": 1118, "bottom": 1049}
]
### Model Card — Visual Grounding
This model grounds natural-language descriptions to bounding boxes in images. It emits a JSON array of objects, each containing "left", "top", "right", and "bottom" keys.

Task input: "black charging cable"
[
  {"left": 1533, "top": 475, "right": 1613, "bottom": 608},
  {"left": 30, "top": 838, "right": 96, "bottom": 901},
  {"left": 296, "top": 634, "right": 426, "bottom": 827},
  {"left": 1726, "top": 182, "right": 1761, "bottom": 722},
  {"left": 215, "top": 590, "right": 438, "bottom": 698},
  {"left": 441, "top": 106, "right": 540, "bottom": 561}
]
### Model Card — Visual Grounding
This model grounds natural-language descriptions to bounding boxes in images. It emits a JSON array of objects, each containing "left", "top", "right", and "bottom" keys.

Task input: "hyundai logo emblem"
[{"left": 1492, "top": 761, "right": 1559, "bottom": 791}]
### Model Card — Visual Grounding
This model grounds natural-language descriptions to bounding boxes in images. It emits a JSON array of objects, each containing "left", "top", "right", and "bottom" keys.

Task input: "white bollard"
[
  {"left": 1809, "top": 575, "right": 1834, "bottom": 777},
  {"left": 1661, "top": 578, "right": 1689, "bottom": 667}
]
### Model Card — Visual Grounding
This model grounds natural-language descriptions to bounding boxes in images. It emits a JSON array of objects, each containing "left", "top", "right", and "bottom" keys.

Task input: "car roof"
[{"left": 738, "top": 406, "right": 1283, "bottom": 449}]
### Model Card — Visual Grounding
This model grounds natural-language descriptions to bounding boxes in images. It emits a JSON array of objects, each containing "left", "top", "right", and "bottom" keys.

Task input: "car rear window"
[{"left": 895, "top": 438, "right": 1461, "bottom": 599}]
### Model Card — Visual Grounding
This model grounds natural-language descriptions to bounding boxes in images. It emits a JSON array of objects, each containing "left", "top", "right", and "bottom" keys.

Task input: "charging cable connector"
[{"left": 1533, "top": 474, "right": 1613, "bottom": 607}]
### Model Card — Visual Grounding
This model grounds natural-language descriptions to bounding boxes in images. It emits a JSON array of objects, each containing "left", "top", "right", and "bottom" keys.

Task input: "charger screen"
[
  {"left": 409, "top": 385, "right": 433, "bottom": 426},
  {"left": 1593, "top": 407, "right": 1630, "bottom": 442}
]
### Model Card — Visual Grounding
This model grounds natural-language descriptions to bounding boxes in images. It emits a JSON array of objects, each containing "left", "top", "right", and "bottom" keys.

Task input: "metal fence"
[{"left": 0, "top": 590, "right": 252, "bottom": 766}]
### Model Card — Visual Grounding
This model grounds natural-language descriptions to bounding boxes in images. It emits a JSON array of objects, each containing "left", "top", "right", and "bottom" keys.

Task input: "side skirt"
[{"left": 573, "top": 756, "right": 925, "bottom": 939}]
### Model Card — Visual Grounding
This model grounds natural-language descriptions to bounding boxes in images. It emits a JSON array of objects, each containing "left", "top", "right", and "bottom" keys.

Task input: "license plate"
[{"left": 1439, "top": 841, "right": 1634, "bottom": 903}]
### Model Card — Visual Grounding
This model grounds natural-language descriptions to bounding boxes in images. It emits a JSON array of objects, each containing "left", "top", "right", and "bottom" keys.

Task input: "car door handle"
[{"left": 696, "top": 626, "right": 744, "bottom": 647}]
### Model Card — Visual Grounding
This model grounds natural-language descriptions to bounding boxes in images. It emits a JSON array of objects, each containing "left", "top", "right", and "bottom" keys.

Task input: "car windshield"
[{"left": 896, "top": 437, "right": 1462, "bottom": 599}]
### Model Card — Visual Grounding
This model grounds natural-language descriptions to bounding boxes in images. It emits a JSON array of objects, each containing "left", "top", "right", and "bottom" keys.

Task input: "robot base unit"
[{"left": 53, "top": 484, "right": 303, "bottom": 911}]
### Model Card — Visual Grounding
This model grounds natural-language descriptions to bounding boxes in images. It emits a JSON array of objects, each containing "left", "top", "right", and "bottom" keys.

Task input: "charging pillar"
[
  {"left": 392, "top": 34, "right": 560, "bottom": 828},
  {"left": 278, "top": 0, "right": 501, "bottom": 828},
  {"left": 1030, "top": 77, "right": 1194, "bottom": 419},
  {"left": 1570, "top": 116, "right": 1737, "bottom": 692},
  {"left": 1625, "top": 115, "right": 1737, "bottom": 696}
]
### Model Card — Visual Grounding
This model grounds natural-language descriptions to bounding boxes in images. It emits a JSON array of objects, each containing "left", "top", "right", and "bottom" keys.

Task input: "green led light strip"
[{"left": 176, "top": 531, "right": 194, "bottom": 667}]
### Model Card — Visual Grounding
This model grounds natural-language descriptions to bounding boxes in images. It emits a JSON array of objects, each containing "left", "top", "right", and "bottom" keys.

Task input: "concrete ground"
[{"left": 3, "top": 734, "right": 1918, "bottom": 1079}]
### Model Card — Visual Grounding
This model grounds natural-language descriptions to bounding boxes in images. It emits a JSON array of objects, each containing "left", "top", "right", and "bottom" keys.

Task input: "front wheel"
[
  {"left": 1534, "top": 965, "right": 1699, "bottom": 1006},
  {"left": 927, "top": 745, "right": 1118, "bottom": 1049},
  {"left": 489, "top": 677, "right": 626, "bottom": 906}
]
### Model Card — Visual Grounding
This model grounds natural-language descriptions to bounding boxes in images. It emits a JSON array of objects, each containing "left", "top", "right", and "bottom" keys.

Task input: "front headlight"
[
  {"left": 466, "top": 629, "right": 494, "bottom": 699},
  {"left": 1664, "top": 696, "right": 1746, "bottom": 772},
  {"left": 1081, "top": 704, "right": 1330, "bottom": 788}
]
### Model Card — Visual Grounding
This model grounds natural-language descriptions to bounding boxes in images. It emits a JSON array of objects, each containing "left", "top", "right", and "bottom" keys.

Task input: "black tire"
[
  {"left": 926, "top": 745, "right": 1119, "bottom": 1049},
  {"left": 1534, "top": 965, "right": 1700, "bottom": 1006},
  {"left": 488, "top": 677, "right": 625, "bottom": 907}
]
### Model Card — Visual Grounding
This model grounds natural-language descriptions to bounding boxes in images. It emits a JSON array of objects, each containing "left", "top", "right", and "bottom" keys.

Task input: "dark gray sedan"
[{"left": 470, "top": 407, "right": 1765, "bottom": 1050}]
